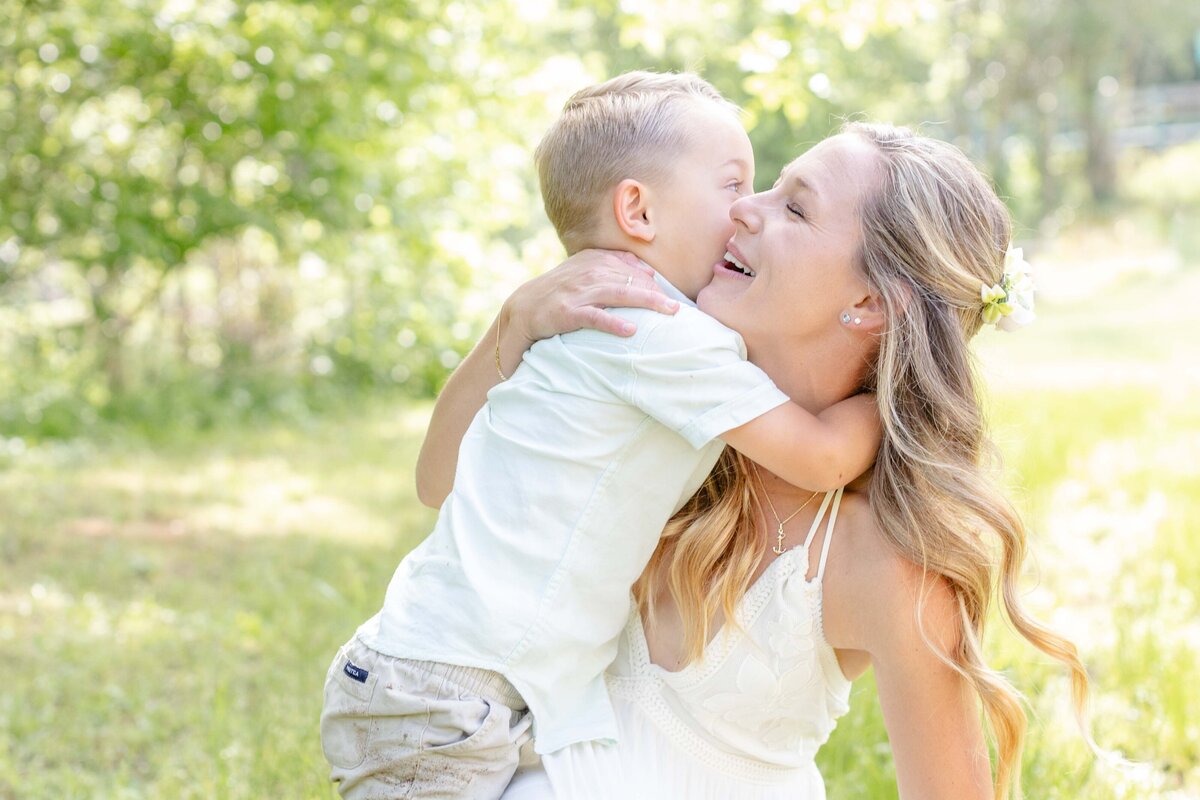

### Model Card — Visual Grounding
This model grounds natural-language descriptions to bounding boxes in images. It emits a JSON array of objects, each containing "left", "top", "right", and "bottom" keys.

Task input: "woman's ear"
[
  {"left": 612, "top": 179, "right": 656, "bottom": 243},
  {"left": 841, "top": 291, "right": 886, "bottom": 333}
]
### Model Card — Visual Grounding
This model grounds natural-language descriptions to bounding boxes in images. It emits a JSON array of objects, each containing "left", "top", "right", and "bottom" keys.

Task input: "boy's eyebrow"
[{"left": 722, "top": 157, "right": 752, "bottom": 170}]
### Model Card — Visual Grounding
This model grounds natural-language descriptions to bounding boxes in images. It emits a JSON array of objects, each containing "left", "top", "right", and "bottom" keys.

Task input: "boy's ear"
[{"left": 612, "top": 179, "right": 656, "bottom": 243}]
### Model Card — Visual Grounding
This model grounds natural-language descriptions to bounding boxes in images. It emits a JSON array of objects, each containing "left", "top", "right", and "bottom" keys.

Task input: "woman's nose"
[{"left": 730, "top": 194, "right": 761, "bottom": 233}]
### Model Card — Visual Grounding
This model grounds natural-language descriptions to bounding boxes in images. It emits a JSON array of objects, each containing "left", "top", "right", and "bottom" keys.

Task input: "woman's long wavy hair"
[{"left": 633, "top": 122, "right": 1095, "bottom": 799}]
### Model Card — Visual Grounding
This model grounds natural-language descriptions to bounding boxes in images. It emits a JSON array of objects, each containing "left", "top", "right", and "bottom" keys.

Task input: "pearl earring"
[
  {"left": 840, "top": 313, "right": 851, "bottom": 324},
  {"left": 854, "top": 317, "right": 862, "bottom": 325}
]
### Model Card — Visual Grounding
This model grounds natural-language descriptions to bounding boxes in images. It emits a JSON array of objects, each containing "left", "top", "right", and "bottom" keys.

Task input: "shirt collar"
[{"left": 640, "top": 259, "right": 697, "bottom": 308}]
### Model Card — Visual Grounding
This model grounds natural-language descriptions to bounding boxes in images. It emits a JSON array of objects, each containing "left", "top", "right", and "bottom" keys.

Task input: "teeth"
[{"left": 724, "top": 251, "right": 756, "bottom": 277}]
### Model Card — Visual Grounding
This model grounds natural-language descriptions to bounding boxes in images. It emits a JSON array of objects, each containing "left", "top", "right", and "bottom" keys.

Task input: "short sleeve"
[{"left": 630, "top": 309, "right": 790, "bottom": 448}]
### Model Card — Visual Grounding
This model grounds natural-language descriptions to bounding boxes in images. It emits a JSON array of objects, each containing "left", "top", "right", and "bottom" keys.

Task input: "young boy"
[{"left": 321, "top": 71, "right": 880, "bottom": 799}]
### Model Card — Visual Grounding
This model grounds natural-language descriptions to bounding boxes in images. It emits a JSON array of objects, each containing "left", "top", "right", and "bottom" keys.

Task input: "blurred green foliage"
[{"left": 3, "top": 0, "right": 1200, "bottom": 440}]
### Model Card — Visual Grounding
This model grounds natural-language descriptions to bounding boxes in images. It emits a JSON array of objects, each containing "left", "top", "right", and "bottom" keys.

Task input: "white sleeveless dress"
[{"left": 504, "top": 488, "right": 852, "bottom": 800}]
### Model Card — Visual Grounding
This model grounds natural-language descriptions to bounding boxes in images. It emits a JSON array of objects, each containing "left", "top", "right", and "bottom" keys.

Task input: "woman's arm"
[
  {"left": 414, "top": 249, "right": 679, "bottom": 507},
  {"left": 861, "top": 559, "right": 993, "bottom": 799}
]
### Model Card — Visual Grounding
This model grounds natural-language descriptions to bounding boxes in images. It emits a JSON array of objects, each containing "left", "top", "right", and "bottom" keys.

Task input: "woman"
[{"left": 417, "top": 123, "right": 1091, "bottom": 799}]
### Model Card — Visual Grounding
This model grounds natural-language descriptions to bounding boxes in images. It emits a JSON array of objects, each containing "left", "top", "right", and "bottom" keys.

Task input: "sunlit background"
[{"left": 2, "top": 0, "right": 1199, "bottom": 797}]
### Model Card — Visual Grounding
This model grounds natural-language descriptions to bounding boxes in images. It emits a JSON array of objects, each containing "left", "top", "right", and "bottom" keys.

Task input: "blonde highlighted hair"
[
  {"left": 534, "top": 71, "right": 738, "bottom": 253},
  {"left": 635, "top": 122, "right": 1095, "bottom": 800}
]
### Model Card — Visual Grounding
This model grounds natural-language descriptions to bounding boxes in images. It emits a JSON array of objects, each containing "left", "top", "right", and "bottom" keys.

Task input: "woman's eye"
[{"left": 787, "top": 203, "right": 806, "bottom": 219}]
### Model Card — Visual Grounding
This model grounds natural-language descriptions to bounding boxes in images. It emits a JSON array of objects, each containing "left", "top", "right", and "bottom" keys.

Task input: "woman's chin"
[
  {"left": 696, "top": 284, "right": 737, "bottom": 328},
  {"left": 699, "top": 265, "right": 752, "bottom": 313}
]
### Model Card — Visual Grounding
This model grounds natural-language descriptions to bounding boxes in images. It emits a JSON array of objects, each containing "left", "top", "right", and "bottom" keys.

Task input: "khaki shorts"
[{"left": 321, "top": 637, "right": 533, "bottom": 800}]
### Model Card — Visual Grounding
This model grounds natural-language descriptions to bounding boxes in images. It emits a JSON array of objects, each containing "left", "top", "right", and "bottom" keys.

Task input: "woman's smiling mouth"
[{"left": 722, "top": 249, "right": 756, "bottom": 277}]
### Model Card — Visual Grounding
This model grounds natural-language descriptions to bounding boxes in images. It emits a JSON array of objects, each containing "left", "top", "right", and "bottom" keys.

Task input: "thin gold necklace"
[{"left": 752, "top": 463, "right": 821, "bottom": 556}]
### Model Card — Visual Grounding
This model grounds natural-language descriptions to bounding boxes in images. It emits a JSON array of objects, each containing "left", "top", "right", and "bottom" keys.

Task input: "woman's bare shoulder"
[
  {"left": 827, "top": 490, "right": 960, "bottom": 654},
  {"left": 828, "top": 490, "right": 911, "bottom": 592}
]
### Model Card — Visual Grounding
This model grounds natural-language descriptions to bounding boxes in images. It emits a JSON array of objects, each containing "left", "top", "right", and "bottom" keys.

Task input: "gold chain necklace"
[{"left": 752, "top": 463, "right": 821, "bottom": 556}]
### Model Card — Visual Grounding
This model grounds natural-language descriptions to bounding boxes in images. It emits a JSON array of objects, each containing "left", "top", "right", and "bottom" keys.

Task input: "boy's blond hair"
[{"left": 535, "top": 71, "right": 738, "bottom": 254}]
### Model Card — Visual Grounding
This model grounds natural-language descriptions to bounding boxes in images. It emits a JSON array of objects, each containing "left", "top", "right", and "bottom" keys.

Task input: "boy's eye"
[{"left": 726, "top": 180, "right": 744, "bottom": 193}]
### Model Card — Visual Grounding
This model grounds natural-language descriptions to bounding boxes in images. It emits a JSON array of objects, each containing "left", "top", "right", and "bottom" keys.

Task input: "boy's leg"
[{"left": 321, "top": 638, "right": 531, "bottom": 799}]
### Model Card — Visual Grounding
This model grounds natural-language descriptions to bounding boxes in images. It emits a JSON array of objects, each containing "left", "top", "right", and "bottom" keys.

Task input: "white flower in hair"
[{"left": 982, "top": 246, "right": 1036, "bottom": 332}]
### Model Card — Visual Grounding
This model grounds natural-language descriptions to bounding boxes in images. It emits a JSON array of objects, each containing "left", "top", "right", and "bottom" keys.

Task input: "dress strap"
[
  {"left": 799, "top": 489, "right": 837, "bottom": 551},
  {"left": 815, "top": 487, "right": 845, "bottom": 580}
]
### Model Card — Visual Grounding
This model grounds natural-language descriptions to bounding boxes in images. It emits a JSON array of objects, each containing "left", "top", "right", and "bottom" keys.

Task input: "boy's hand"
[{"left": 504, "top": 249, "right": 679, "bottom": 344}]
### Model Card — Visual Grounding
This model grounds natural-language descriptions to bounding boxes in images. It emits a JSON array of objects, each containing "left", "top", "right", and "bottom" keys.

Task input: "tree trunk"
[
  {"left": 1034, "top": 103, "right": 1059, "bottom": 220},
  {"left": 91, "top": 281, "right": 126, "bottom": 397},
  {"left": 1082, "top": 74, "right": 1117, "bottom": 204}
]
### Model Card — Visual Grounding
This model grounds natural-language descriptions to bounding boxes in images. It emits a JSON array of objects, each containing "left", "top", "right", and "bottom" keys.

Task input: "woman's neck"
[
  {"left": 745, "top": 330, "right": 873, "bottom": 497},
  {"left": 748, "top": 332, "right": 869, "bottom": 416}
]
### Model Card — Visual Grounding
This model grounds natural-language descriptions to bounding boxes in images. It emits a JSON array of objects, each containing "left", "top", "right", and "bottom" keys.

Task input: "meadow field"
[{"left": 2, "top": 240, "right": 1198, "bottom": 798}]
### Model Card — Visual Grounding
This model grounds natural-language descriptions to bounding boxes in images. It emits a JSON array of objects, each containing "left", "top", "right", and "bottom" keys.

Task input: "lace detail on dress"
[
  {"left": 654, "top": 551, "right": 797, "bottom": 692},
  {"left": 699, "top": 561, "right": 824, "bottom": 751}
]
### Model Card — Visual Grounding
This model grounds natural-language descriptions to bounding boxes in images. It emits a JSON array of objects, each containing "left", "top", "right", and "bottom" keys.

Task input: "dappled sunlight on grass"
[
  {"left": 0, "top": 398, "right": 441, "bottom": 795},
  {"left": 1, "top": 399, "right": 439, "bottom": 552},
  {"left": 1035, "top": 479, "right": 1167, "bottom": 648},
  {"left": 986, "top": 390, "right": 1200, "bottom": 796},
  {"left": 1031, "top": 216, "right": 1184, "bottom": 304},
  {"left": 140, "top": 455, "right": 391, "bottom": 542},
  {"left": 976, "top": 265, "right": 1200, "bottom": 390},
  {"left": 0, "top": 582, "right": 186, "bottom": 646}
]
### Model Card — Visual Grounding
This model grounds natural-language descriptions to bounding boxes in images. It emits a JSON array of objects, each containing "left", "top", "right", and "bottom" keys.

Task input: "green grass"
[
  {"left": 2, "top": 265, "right": 1198, "bottom": 798},
  {"left": 0, "top": 405, "right": 439, "bottom": 799}
]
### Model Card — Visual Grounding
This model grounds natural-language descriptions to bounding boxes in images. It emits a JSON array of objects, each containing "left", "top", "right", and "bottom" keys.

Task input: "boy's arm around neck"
[{"left": 718, "top": 392, "right": 881, "bottom": 492}]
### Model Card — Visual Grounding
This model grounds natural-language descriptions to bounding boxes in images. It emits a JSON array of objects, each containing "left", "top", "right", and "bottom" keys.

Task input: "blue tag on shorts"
[{"left": 343, "top": 661, "right": 369, "bottom": 683}]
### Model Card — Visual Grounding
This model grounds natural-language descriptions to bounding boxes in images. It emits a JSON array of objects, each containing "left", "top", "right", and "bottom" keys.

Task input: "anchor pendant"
[{"left": 772, "top": 524, "right": 786, "bottom": 555}]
